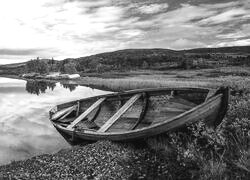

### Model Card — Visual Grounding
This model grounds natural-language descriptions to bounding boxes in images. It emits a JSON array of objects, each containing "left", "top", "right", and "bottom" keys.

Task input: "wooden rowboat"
[{"left": 49, "top": 87, "right": 229, "bottom": 145}]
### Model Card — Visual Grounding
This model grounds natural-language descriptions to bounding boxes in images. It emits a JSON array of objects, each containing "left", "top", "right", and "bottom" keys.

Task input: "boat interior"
[{"left": 51, "top": 89, "right": 214, "bottom": 133}]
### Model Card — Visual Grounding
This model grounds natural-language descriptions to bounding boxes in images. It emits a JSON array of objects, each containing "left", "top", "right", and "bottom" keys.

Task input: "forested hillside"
[
  {"left": 183, "top": 46, "right": 250, "bottom": 54},
  {"left": 0, "top": 46, "right": 250, "bottom": 75}
]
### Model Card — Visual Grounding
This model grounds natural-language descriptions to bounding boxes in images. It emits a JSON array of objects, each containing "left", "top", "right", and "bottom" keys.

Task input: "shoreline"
[
  {"left": 0, "top": 70, "right": 224, "bottom": 90},
  {"left": 0, "top": 141, "right": 169, "bottom": 179},
  {"left": 1, "top": 68, "right": 250, "bottom": 93}
]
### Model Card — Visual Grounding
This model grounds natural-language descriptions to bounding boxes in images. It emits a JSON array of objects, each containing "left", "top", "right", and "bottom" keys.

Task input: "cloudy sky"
[{"left": 0, "top": 0, "right": 250, "bottom": 64}]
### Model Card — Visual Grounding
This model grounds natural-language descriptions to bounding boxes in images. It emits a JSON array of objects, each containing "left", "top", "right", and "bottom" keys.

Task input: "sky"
[{"left": 0, "top": 0, "right": 250, "bottom": 64}]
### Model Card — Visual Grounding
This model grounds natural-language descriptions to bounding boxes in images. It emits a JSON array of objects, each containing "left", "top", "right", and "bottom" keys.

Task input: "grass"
[
  {"left": 75, "top": 67, "right": 250, "bottom": 95},
  {"left": 206, "top": 66, "right": 250, "bottom": 77}
]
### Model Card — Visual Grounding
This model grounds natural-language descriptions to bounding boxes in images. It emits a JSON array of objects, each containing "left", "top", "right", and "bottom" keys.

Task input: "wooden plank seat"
[
  {"left": 59, "top": 106, "right": 77, "bottom": 121},
  {"left": 51, "top": 105, "right": 77, "bottom": 121},
  {"left": 67, "top": 97, "right": 106, "bottom": 129},
  {"left": 98, "top": 94, "right": 142, "bottom": 132},
  {"left": 58, "top": 118, "right": 100, "bottom": 130}
]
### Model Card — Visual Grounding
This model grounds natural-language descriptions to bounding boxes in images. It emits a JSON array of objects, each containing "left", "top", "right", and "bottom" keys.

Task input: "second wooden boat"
[{"left": 49, "top": 87, "right": 229, "bottom": 145}]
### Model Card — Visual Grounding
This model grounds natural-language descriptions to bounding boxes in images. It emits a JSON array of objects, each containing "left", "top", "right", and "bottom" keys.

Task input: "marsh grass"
[
  {"left": 208, "top": 66, "right": 250, "bottom": 77},
  {"left": 77, "top": 71, "right": 250, "bottom": 96},
  {"left": 77, "top": 76, "right": 217, "bottom": 92}
]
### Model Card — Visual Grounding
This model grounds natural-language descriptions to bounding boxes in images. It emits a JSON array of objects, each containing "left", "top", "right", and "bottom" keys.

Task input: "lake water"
[{"left": 0, "top": 77, "right": 110, "bottom": 165}]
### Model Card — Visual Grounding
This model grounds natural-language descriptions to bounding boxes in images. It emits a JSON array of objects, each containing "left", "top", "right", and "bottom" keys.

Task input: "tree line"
[{"left": 2, "top": 49, "right": 250, "bottom": 76}]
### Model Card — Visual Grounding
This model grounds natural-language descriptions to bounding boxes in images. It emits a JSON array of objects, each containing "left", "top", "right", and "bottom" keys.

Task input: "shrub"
[
  {"left": 64, "top": 63, "right": 78, "bottom": 74},
  {"left": 145, "top": 94, "right": 250, "bottom": 179},
  {"left": 26, "top": 60, "right": 49, "bottom": 74},
  {"left": 95, "top": 64, "right": 112, "bottom": 73}
]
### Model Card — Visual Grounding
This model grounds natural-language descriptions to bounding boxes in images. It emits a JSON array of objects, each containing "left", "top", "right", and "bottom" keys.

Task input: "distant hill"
[
  {"left": 72, "top": 46, "right": 250, "bottom": 65},
  {"left": 72, "top": 48, "right": 183, "bottom": 71},
  {"left": 85, "top": 48, "right": 180, "bottom": 57},
  {"left": 0, "top": 62, "right": 26, "bottom": 68},
  {"left": 0, "top": 59, "right": 60, "bottom": 75},
  {"left": 69, "top": 46, "right": 250, "bottom": 72},
  {"left": 183, "top": 46, "right": 250, "bottom": 54},
  {"left": 0, "top": 59, "right": 59, "bottom": 69},
  {"left": 0, "top": 46, "right": 249, "bottom": 75}
]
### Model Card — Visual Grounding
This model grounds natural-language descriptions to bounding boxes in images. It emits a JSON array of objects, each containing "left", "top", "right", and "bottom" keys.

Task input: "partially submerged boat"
[{"left": 49, "top": 87, "right": 229, "bottom": 145}]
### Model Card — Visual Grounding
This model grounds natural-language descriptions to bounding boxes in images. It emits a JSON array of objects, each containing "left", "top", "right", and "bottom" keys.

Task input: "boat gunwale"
[
  {"left": 50, "top": 87, "right": 210, "bottom": 111},
  {"left": 52, "top": 92, "right": 223, "bottom": 139}
]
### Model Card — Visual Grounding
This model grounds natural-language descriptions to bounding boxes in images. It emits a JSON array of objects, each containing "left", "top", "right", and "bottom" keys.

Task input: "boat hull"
[{"left": 51, "top": 87, "right": 229, "bottom": 145}]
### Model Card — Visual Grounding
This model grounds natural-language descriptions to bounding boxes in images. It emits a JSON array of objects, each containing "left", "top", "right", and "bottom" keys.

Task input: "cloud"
[
  {"left": 119, "top": 1, "right": 250, "bottom": 49},
  {"left": 0, "top": 48, "right": 45, "bottom": 56},
  {"left": 170, "top": 38, "right": 206, "bottom": 49},
  {"left": 137, "top": 3, "right": 169, "bottom": 14},
  {"left": 216, "top": 39, "right": 250, "bottom": 47},
  {"left": 0, "top": 87, "right": 26, "bottom": 94},
  {"left": 0, "top": 0, "right": 250, "bottom": 63},
  {"left": 199, "top": 8, "right": 249, "bottom": 25},
  {"left": 216, "top": 32, "right": 246, "bottom": 39}
]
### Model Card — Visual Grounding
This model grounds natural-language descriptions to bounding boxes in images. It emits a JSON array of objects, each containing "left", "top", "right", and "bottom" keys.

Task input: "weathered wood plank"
[
  {"left": 150, "top": 111, "right": 182, "bottom": 124},
  {"left": 57, "top": 117, "right": 75, "bottom": 123},
  {"left": 59, "top": 107, "right": 76, "bottom": 120},
  {"left": 107, "top": 117, "right": 138, "bottom": 132},
  {"left": 131, "top": 93, "right": 148, "bottom": 130},
  {"left": 166, "top": 101, "right": 194, "bottom": 110},
  {"left": 172, "top": 97, "right": 197, "bottom": 107},
  {"left": 149, "top": 96, "right": 195, "bottom": 111},
  {"left": 162, "top": 107, "right": 187, "bottom": 112},
  {"left": 205, "top": 89, "right": 217, "bottom": 101},
  {"left": 76, "top": 101, "right": 80, "bottom": 116},
  {"left": 98, "top": 94, "right": 142, "bottom": 132},
  {"left": 67, "top": 97, "right": 106, "bottom": 129},
  {"left": 51, "top": 105, "right": 76, "bottom": 121}
]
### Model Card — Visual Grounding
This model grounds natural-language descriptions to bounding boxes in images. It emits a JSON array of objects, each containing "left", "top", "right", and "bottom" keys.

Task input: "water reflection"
[
  {"left": 60, "top": 83, "right": 78, "bottom": 92},
  {"left": 0, "top": 77, "right": 110, "bottom": 165},
  {"left": 26, "top": 81, "right": 56, "bottom": 95},
  {"left": 25, "top": 80, "right": 79, "bottom": 95}
]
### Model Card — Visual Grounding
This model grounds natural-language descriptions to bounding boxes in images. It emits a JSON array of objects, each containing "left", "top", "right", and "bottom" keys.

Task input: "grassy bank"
[
  {"left": 0, "top": 67, "right": 249, "bottom": 179},
  {"left": 2, "top": 67, "right": 250, "bottom": 93},
  {"left": 73, "top": 67, "right": 250, "bottom": 96}
]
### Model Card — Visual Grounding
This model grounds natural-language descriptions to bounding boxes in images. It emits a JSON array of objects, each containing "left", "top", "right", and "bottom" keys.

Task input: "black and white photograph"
[{"left": 0, "top": 0, "right": 249, "bottom": 179}]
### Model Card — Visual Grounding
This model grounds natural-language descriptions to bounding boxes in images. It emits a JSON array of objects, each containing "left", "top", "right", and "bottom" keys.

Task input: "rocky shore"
[{"left": 0, "top": 140, "right": 189, "bottom": 180}]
